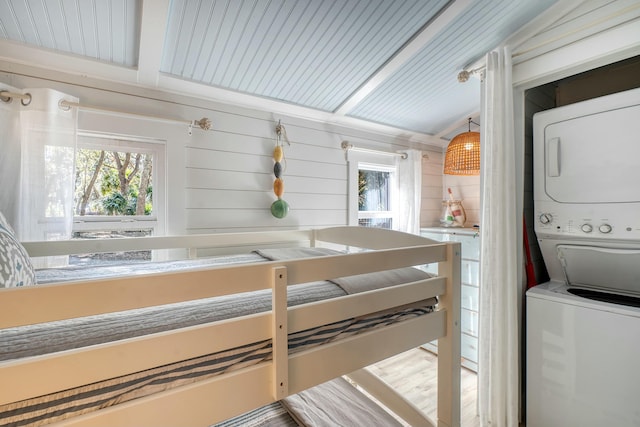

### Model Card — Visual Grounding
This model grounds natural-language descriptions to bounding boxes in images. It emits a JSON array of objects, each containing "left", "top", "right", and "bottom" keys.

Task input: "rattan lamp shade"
[{"left": 443, "top": 130, "right": 480, "bottom": 175}]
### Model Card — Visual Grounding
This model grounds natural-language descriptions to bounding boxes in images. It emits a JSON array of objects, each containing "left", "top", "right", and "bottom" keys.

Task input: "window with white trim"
[
  {"left": 71, "top": 133, "right": 165, "bottom": 264},
  {"left": 357, "top": 162, "right": 398, "bottom": 229}
]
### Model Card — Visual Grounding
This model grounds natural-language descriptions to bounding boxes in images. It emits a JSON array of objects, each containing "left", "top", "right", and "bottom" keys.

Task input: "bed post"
[
  {"left": 437, "top": 242, "right": 461, "bottom": 427},
  {"left": 272, "top": 266, "right": 289, "bottom": 400}
]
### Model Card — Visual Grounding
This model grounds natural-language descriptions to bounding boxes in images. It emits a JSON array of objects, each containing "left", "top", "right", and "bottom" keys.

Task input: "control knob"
[
  {"left": 599, "top": 224, "right": 612, "bottom": 233},
  {"left": 581, "top": 224, "right": 593, "bottom": 233},
  {"left": 539, "top": 213, "right": 553, "bottom": 224}
]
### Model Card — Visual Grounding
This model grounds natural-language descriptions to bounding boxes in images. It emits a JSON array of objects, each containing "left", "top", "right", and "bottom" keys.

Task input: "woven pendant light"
[{"left": 444, "top": 118, "right": 480, "bottom": 175}]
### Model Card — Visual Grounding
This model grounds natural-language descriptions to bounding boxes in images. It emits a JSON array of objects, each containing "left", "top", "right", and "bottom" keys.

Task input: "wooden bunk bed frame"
[{"left": 1, "top": 226, "right": 461, "bottom": 427}]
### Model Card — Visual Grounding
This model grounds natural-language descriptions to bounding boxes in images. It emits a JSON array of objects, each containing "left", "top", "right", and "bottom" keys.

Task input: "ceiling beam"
[
  {"left": 434, "top": 111, "right": 480, "bottom": 141},
  {"left": 333, "top": 0, "right": 472, "bottom": 116},
  {"left": 157, "top": 73, "right": 443, "bottom": 147},
  {"left": 137, "top": 0, "right": 171, "bottom": 87}
]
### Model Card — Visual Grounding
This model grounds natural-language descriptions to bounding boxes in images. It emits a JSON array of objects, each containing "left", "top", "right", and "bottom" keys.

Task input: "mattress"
[
  {"left": 216, "top": 376, "right": 404, "bottom": 427},
  {"left": 0, "top": 248, "right": 436, "bottom": 426}
]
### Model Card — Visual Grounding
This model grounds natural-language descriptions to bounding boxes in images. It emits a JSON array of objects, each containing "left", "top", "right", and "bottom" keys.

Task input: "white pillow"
[
  {"left": 0, "top": 210, "right": 15, "bottom": 234},
  {"left": 0, "top": 211, "right": 36, "bottom": 287}
]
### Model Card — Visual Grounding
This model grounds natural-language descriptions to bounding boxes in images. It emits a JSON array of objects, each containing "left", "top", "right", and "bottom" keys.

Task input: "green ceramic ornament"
[{"left": 270, "top": 198, "right": 289, "bottom": 218}]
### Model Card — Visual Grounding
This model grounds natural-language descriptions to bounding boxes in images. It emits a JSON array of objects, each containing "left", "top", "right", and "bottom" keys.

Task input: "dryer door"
[{"left": 543, "top": 102, "right": 640, "bottom": 203}]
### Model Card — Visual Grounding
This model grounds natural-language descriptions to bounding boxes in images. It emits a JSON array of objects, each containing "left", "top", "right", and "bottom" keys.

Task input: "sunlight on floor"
[{"left": 368, "top": 347, "right": 480, "bottom": 427}]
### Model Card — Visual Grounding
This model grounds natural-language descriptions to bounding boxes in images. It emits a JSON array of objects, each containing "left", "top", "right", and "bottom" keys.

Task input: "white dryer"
[{"left": 527, "top": 87, "right": 640, "bottom": 427}]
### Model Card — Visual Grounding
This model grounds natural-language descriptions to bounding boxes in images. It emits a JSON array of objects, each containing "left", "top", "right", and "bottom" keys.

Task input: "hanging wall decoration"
[{"left": 271, "top": 120, "right": 290, "bottom": 218}]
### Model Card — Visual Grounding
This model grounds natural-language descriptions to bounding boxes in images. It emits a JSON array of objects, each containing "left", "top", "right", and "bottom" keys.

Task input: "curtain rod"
[
  {"left": 0, "top": 91, "right": 212, "bottom": 134},
  {"left": 0, "top": 90, "right": 32, "bottom": 105},
  {"left": 341, "top": 141, "right": 409, "bottom": 159}
]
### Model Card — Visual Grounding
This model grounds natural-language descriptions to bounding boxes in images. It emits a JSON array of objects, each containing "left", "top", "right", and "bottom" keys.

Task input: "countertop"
[{"left": 421, "top": 227, "right": 480, "bottom": 236}]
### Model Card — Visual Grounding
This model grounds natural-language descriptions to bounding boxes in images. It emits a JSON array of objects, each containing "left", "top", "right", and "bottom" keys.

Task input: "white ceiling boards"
[{"left": 0, "top": 0, "right": 558, "bottom": 142}]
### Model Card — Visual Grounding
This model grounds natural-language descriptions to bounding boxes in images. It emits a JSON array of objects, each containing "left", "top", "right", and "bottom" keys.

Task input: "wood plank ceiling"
[{"left": 0, "top": 0, "right": 558, "bottom": 145}]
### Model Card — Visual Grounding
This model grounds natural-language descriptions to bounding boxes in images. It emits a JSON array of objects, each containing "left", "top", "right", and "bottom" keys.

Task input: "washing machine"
[{"left": 527, "top": 87, "right": 640, "bottom": 427}]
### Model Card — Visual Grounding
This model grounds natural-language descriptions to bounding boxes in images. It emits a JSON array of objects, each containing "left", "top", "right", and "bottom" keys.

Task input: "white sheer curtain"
[
  {"left": 0, "top": 88, "right": 79, "bottom": 267},
  {"left": 478, "top": 47, "right": 520, "bottom": 427},
  {"left": 18, "top": 89, "right": 78, "bottom": 244},
  {"left": 397, "top": 149, "right": 422, "bottom": 235},
  {"left": 0, "top": 84, "right": 22, "bottom": 229}
]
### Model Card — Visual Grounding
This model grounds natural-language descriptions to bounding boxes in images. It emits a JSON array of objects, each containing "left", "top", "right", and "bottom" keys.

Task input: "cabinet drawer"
[
  {"left": 461, "top": 308, "right": 478, "bottom": 337},
  {"left": 420, "top": 231, "right": 479, "bottom": 261},
  {"left": 420, "top": 227, "right": 480, "bottom": 374},
  {"left": 461, "top": 284, "right": 479, "bottom": 311},
  {"left": 447, "top": 234, "right": 480, "bottom": 259},
  {"left": 461, "top": 260, "right": 479, "bottom": 286},
  {"left": 462, "top": 333, "right": 478, "bottom": 367}
]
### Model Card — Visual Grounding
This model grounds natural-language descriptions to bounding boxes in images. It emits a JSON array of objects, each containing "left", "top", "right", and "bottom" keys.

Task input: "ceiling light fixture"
[{"left": 444, "top": 117, "right": 480, "bottom": 175}]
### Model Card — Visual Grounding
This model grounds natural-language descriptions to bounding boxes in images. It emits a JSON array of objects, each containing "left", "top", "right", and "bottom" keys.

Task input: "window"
[
  {"left": 75, "top": 147, "right": 153, "bottom": 217},
  {"left": 71, "top": 133, "right": 164, "bottom": 265},
  {"left": 357, "top": 163, "right": 397, "bottom": 229}
]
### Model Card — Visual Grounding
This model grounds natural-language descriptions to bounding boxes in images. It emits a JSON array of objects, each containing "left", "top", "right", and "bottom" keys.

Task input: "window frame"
[
  {"left": 73, "top": 131, "right": 166, "bottom": 237},
  {"left": 347, "top": 151, "right": 399, "bottom": 229},
  {"left": 357, "top": 162, "right": 397, "bottom": 229}
]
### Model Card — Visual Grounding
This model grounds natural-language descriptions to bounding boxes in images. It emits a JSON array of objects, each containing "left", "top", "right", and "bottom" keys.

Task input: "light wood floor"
[{"left": 368, "top": 347, "right": 480, "bottom": 427}]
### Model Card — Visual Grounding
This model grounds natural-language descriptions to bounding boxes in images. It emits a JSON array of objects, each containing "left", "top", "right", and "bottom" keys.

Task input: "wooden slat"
[
  {"left": 284, "top": 246, "right": 447, "bottom": 286},
  {"left": 1, "top": 243, "right": 445, "bottom": 329},
  {"left": 288, "top": 277, "right": 446, "bottom": 333},
  {"left": 314, "top": 226, "right": 440, "bottom": 249},
  {"left": 55, "top": 363, "right": 276, "bottom": 427},
  {"left": 0, "top": 313, "right": 272, "bottom": 406},
  {"left": 288, "top": 311, "right": 446, "bottom": 395},
  {"left": 22, "top": 229, "right": 314, "bottom": 257},
  {"left": 53, "top": 313, "right": 445, "bottom": 427},
  {"left": 0, "top": 262, "right": 276, "bottom": 328}
]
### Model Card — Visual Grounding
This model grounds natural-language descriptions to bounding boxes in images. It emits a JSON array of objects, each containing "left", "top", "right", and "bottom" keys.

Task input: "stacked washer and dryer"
[{"left": 527, "top": 87, "right": 640, "bottom": 427}]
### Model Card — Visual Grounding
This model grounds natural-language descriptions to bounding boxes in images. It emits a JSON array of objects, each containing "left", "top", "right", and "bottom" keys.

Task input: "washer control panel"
[{"left": 535, "top": 201, "right": 640, "bottom": 241}]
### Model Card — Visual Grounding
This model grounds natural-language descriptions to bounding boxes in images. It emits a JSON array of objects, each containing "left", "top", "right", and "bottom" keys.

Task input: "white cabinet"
[{"left": 421, "top": 227, "right": 480, "bottom": 372}]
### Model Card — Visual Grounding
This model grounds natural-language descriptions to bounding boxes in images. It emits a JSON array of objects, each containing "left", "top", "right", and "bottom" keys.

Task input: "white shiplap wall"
[
  {"left": 443, "top": 173, "right": 480, "bottom": 228},
  {"left": 183, "top": 115, "right": 350, "bottom": 233},
  {"left": 420, "top": 148, "right": 481, "bottom": 228},
  {"left": 0, "top": 67, "right": 441, "bottom": 235}
]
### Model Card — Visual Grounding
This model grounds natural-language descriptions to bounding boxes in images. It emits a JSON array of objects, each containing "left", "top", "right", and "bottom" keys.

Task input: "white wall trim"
[{"left": 513, "top": 16, "right": 640, "bottom": 89}]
